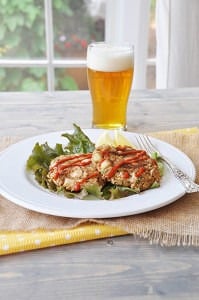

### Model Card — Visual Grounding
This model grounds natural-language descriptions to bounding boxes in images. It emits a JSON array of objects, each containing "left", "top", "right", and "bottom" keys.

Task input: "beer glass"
[{"left": 87, "top": 42, "right": 134, "bottom": 130}]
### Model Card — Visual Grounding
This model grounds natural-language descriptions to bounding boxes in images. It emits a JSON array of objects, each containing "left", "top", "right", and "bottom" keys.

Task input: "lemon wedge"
[
  {"left": 114, "top": 130, "right": 136, "bottom": 147},
  {"left": 95, "top": 131, "right": 116, "bottom": 147},
  {"left": 95, "top": 130, "right": 136, "bottom": 148}
]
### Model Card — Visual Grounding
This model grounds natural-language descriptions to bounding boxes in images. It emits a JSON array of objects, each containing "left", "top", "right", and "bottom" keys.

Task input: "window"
[
  {"left": 0, "top": 0, "right": 156, "bottom": 91},
  {"left": 0, "top": 0, "right": 105, "bottom": 91}
]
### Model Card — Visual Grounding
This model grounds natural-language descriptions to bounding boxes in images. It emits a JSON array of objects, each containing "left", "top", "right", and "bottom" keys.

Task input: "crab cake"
[
  {"left": 47, "top": 153, "right": 103, "bottom": 192},
  {"left": 92, "top": 145, "right": 161, "bottom": 192}
]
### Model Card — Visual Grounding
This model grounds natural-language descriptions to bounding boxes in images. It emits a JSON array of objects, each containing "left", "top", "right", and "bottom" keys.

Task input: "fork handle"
[{"left": 162, "top": 158, "right": 199, "bottom": 193}]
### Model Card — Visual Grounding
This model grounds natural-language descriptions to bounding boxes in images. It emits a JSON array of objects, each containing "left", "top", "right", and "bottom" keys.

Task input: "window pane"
[
  {"left": 0, "top": 68, "right": 47, "bottom": 91},
  {"left": 0, "top": 1, "right": 45, "bottom": 58},
  {"left": 55, "top": 67, "right": 88, "bottom": 90},
  {"left": 53, "top": 0, "right": 105, "bottom": 59}
]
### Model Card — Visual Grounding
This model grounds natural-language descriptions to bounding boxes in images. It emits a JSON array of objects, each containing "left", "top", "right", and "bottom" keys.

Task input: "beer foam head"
[{"left": 87, "top": 43, "right": 134, "bottom": 72}]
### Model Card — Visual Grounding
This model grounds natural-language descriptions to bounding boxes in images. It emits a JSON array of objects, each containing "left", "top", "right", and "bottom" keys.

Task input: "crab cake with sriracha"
[
  {"left": 47, "top": 153, "right": 103, "bottom": 192},
  {"left": 92, "top": 145, "right": 161, "bottom": 192}
]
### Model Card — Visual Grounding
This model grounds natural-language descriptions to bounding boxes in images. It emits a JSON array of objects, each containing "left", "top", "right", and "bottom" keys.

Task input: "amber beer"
[{"left": 87, "top": 42, "right": 134, "bottom": 130}]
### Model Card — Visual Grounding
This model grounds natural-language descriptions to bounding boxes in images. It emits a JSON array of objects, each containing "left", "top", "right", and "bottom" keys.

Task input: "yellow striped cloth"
[{"left": 0, "top": 127, "right": 198, "bottom": 255}]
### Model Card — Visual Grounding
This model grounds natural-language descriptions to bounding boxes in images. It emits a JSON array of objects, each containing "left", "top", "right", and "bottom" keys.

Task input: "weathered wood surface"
[
  {"left": 0, "top": 88, "right": 198, "bottom": 137},
  {"left": 0, "top": 88, "right": 199, "bottom": 300},
  {"left": 0, "top": 236, "right": 199, "bottom": 300}
]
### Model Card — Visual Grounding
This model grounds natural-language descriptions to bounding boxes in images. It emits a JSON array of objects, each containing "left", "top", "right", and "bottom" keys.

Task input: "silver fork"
[{"left": 136, "top": 134, "right": 199, "bottom": 193}]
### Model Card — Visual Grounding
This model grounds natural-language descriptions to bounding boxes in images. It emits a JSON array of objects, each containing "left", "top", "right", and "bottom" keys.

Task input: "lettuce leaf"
[
  {"left": 150, "top": 151, "right": 164, "bottom": 176},
  {"left": 84, "top": 183, "right": 103, "bottom": 199},
  {"left": 26, "top": 142, "right": 65, "bottom": 171},
  {"left": 62, "top": 123, "right": 95, "bottom": 154},
  {"left": 26, "top": 124, "right": 95, "bottom": 189},
  {"left": 26, "top": 142, "right": 66, "bottom": 188},
  {"left": 102, "top": 183, "right": 139, "bottom": 200}
]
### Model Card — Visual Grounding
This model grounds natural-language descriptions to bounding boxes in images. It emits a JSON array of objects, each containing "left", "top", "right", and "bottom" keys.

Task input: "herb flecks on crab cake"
[
  {"left": 47, "top": 153, "right": 104, "bottom": 192},
  {"left": 92, "top": 145, "right": 161, "bottom": 192}
]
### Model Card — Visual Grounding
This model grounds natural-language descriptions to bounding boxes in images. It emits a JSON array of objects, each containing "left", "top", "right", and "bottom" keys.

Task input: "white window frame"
[{"left": 0, "top": 0, "right": 155, "bottom": 91}]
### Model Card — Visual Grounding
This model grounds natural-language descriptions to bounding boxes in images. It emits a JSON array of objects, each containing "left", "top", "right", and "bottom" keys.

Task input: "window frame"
[
  {"left": 0, "top": 0, "right": 155, "bottom": 91},
  {"left": 0, "top": 0, "right": 87, "bottom": 92}
]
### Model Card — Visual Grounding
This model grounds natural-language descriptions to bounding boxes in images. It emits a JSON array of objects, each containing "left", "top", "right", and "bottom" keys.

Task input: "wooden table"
[{"left": 0, "top": 88, "right": 199, "bottom": 299}]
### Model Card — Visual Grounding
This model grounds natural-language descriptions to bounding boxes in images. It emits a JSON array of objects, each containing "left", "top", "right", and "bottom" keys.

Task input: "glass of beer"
[{"left": 87, "top": 42, "right": 134, "bottom": 130}]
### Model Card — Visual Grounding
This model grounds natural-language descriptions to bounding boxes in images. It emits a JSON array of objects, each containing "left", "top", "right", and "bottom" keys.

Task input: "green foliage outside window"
[{"left": 0, "top": 0, "right": 104, "bottom": 91}]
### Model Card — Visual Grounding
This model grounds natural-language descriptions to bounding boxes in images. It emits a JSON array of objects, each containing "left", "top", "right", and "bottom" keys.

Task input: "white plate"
[{"left": 0, "top": 129, "right": 196, "bottom": 218}]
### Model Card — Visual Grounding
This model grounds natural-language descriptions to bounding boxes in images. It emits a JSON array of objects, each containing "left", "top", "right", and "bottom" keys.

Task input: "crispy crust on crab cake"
[
  {"left": 92, "top": 145, "right": 161, "bottom": 192},
  {"left": 47, "top": 153, "right": 103, "bottom": 192}
]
